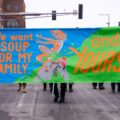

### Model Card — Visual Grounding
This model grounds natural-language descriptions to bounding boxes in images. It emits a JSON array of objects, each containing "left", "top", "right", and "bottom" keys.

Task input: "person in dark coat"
[
  {"left": 54, "top": 83, "right": 67, "bottom": 103},
  {"left": 69, "top": 83, "right": 74, "bottom": 92},
  {"left": 43, "top": 83, "right": 53, "bottom": 92},
  {"left": 92, "top": 83, "right": 105, "bottom": 90},
  {"left": 43, "top": 83, "right": 47, "bottom": 91}
]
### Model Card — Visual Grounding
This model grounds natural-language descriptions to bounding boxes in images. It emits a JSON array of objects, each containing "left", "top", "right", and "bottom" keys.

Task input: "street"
[{"left": 0, "top": 83, "right": 120, "bottom": 120}]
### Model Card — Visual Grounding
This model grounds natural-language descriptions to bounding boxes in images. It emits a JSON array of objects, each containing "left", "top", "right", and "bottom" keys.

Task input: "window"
[
  {"left": 7, "top": 19, "right": 19, "bottom": 28},
  {"left": 6, "top": 4, "right": 11, "bottom": 11},
  {"left": 15, "top": 5, "right": 19, "bottom": 11}
]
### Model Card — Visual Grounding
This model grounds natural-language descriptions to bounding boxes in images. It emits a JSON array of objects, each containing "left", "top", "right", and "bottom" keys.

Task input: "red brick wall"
[
  {"left": 2, "top": 0, "right": 26, "bottom": 28},
  {"left": 0, "top": 0, "right": 3, "bottom": 11},
  {"left": 2, "top": 0, "right": 25, "bottom": 12}
]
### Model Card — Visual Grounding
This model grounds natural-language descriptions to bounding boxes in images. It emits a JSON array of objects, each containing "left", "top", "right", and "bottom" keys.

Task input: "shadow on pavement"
[{"left": 0, "top": 110, "right": 12, "bottom": 120}]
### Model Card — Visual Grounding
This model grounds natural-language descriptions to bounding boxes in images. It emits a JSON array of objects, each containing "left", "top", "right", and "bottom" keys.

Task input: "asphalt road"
[{"left": 0, "top": 83, "right": 120, "bottom": 120}]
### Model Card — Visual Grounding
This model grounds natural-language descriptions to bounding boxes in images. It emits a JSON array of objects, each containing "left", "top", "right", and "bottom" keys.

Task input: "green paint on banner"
[{"left": 15, "top": 27, "right": 120, "bottom": 83}]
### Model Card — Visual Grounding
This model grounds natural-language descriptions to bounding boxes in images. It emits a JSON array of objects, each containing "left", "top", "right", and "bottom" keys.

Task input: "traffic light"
[
  {"left": 52, "top": 10, "right": 56, "bottom": 20},
  {"left": 118, "top": 22, "right": 120, "bottom": 26},
  {"left": 78, "top": 4, "right": 83, "bottom": 19}
]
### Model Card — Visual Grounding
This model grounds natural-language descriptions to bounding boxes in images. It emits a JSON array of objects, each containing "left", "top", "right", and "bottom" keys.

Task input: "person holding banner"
[
  {"left": 51, "top": 61, "right": 67, "bottom": 103},
  {"left": 43, "top": 83, "right": 47, "bottom": 91},
  {"left": 54, "top": 83, "right": 67, "bottom": 103},
  {"left": 66, "top": 83, "right": 74, "bottom": 92},
  {"left": 17, "top": 83, "right": 27, "bottom": 93},
  {"left": 43, "top": 83, "right": 53, "bottom": 92},
  {"left": 69, "top": 83, "right": 74, "bottom": 92},
  {"left": 111, "top": 83, "right": 120, "bottom": 93},
  {"left": 92, "top": 83, "right": 105, "bottom": 90}
]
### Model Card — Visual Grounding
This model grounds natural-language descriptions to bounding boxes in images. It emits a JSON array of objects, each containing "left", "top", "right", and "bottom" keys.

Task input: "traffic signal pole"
[{"left": 0, "top": 4, "right": 83, "bottom": 21}]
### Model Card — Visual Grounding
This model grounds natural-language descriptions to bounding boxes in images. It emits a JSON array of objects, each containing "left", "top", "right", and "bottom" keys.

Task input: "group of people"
[
  {"left": 43, "top": 83, "right": 73, "bottom": 103},
  {"left": 92, "top": 83, "right": 120, "bottom": 93},
  {"left": 16, "top": 82, "right": 120, "bottom": 103},
  {"left": 17, "top": 83, "right": 73, "bottom": 103}
]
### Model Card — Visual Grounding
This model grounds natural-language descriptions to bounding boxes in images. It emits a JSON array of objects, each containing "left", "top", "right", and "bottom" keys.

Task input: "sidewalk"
[{"left": 0, "top": 83, "right": 120, "bottom": 120}]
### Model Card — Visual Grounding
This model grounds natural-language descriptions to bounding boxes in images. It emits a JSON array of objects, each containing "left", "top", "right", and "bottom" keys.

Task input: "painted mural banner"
[{"left": 0, "top": 27, "right": 120, "bottom": 83}]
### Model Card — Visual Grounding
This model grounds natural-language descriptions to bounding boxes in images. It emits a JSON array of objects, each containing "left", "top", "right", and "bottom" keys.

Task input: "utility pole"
[{"left": 99, "top": 14, "right": 110, "bottom": 27}]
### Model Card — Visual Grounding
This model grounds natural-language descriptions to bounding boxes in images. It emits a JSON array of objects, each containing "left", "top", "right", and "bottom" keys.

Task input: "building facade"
[{"left": 2, "top": 0, "right": 25, "bottom": 28}]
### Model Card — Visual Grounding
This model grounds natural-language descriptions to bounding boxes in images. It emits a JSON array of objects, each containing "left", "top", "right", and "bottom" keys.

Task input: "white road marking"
[{"left": 16, "top": 94, "right": 26, "bottom": 108}]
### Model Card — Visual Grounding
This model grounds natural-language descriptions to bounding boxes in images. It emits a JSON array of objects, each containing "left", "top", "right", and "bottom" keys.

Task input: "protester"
[
  {"left": 69, "top": 83, "right": 74, "bottom": 92},
  {"left": 54, "top": 83, "right": 67, "bottom": 103},
  {"left": 49, "top": 83, "right": 53, "bottom": 92},
  {"left": 66, "top": 83, "right": 74, "bottom": 92},
  {"left": 92, "top": 83, "right": 105, "bottom": 90},
  {"left": 43, "top": 83, "right": 53, "bottom": 92},
  {"left": 43, "top": 83, "right": 47, "bottom": 91},
  {"left": 111, "top": 83, "right": 120, "bottom": 93},
  {"left": 17, "top": 83, "right": 27, "bottom": 93}
]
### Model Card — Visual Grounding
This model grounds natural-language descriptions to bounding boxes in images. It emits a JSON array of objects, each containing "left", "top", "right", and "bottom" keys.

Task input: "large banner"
[{"left": 0, "top": 27, "right": 120, "bottom": 83}]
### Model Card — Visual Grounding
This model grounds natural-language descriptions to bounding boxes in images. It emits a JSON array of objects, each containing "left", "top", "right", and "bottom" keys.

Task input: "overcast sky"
[{"left": 24, "top": 0, "right": 120, "bottom": 28}]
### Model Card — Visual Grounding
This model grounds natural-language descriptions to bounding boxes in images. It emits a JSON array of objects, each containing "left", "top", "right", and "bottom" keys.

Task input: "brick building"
[
  {"left": 0, "top": 0, "right": 3, "bottom": 12},
  {"left": 2, "top": 0, "right": 26, "bottom": 28},
  {"left": 0, "top": 0, "right": 3, "bottom": 28}
]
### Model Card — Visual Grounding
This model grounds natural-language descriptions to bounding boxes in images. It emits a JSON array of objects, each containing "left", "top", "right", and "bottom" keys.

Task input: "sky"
[{"left": 24, "top": 0, "right": 120, "bottom": 28}]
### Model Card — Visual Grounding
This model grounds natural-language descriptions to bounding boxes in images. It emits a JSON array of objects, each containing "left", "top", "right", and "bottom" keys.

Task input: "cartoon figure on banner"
[
  {"left": 34, "top": 30, "right": 69, "bottom": 81},
  {"left": 36, "top": 30, "right": 66, "bottom": 62}
]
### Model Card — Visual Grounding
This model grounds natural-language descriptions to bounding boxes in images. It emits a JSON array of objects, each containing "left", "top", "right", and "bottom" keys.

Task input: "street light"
[{"left": 99, "top": 14, "right": 110, "bottom": 27}]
